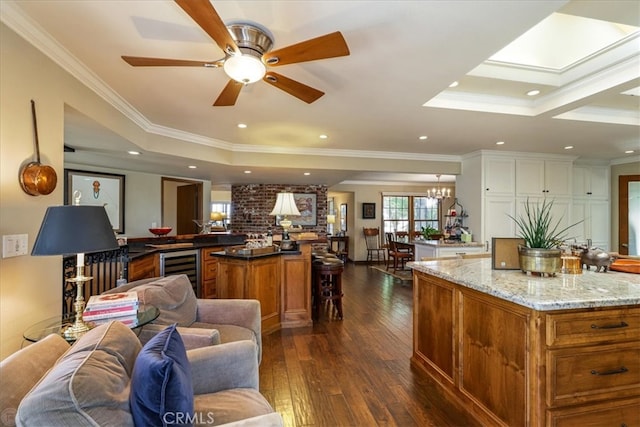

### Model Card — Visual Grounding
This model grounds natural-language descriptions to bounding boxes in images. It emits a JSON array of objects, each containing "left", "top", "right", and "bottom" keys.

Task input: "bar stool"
[{"left": 312, "top": 256, "right": 344, "bottom": 320}]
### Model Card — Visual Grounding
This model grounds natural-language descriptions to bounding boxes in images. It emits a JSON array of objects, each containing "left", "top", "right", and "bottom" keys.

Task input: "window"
[
  {"left": 413, "top": 197, "right": 439, "bottom": 232},
  {"left": 383, "top": 195, "right": 439, "bottom": 236}
]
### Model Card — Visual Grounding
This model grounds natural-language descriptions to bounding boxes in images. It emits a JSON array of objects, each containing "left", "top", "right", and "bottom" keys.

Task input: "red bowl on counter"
[{"left": 149, "top": 227, "right": 172, "bottom": 236}]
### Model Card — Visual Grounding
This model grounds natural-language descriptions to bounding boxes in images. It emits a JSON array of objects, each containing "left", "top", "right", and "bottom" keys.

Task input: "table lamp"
[
  {"left": 326, "top": 214, "right": 336, "bottom": 235},
  {"left": 269, "top": 192, "right": 301, "bottom": 241},
  {"left": 32, "top": 205, "right": 118, "bottom": 339}
]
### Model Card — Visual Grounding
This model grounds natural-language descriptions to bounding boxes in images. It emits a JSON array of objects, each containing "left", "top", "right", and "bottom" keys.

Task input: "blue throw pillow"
[{"left": 130, "top": 323, "right": 194, "bottom": 426}]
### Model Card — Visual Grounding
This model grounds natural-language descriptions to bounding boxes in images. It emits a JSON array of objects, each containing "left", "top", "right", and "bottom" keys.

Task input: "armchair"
[
  {"left": 103, "top": 275, "right": 262, "bottom": 362},
  {"left": 3, "top": 322, "right": 282, "bottom": 427}
]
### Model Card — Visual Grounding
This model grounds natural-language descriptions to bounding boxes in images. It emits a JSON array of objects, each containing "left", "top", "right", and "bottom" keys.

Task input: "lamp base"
[
  {"left": 65, "top": 273, "right": 93, "bottom": 340},
  {"left": 64, "top": 320, "right": 91, "bottom": 340}
]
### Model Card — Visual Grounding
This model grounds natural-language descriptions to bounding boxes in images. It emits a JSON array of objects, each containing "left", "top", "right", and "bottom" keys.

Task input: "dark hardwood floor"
[{"left": 259, "top": 264, "right": 480, "bottom": 427}]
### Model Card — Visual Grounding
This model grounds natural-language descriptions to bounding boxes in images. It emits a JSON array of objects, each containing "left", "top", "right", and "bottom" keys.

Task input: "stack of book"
[{"left": 83, "top": 292, "right": 139, "bottom": 327}]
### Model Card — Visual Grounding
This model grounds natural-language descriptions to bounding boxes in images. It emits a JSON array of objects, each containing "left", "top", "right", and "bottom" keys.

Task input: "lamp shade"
[
  {"left": 326, "top": 214, "right": 336, "bottom": 224},
  {"left": 32, "top": 206, "right": 118, "bottom": 256},
  {"left": 210, "top": 212, "right": 224, "bottom": 221},
  {"left": 269, "top": 193, "right": 301, "bottom": 217}
]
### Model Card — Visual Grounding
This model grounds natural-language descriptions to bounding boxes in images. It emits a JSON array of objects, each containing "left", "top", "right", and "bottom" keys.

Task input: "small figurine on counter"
[{"left": 577, "top": 245, "right": 617, "bottom": 273}]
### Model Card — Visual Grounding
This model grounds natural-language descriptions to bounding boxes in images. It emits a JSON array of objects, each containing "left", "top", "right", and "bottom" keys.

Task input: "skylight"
[{"left": 489, "top": 13, "right": 639, "bottom": 71}]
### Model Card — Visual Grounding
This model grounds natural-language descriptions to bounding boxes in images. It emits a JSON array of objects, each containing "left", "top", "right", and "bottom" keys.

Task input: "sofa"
[
  {"left": 102, "top": 275, "right": 263, "bottom": 362},
  {"left": 0, "top": 321, "right": 283, "bottom": 427}
]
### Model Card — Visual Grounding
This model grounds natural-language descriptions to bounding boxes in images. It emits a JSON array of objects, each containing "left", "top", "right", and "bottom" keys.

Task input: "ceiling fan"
[{"left": 122, "top": 0, "right": 350, "bottom": 106}]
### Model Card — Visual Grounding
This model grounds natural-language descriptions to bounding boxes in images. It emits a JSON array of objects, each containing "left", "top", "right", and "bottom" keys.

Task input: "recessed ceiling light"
[
  {"left": 237, "top": 123, "right": 247, "bottom": 129},
  {"left": 526, "top": 89, "right": 540, "bottom": 96},
  {"left": 188, "top": 165, "right": 197, "bottom": 169},
  {"left": 625, "top": 150, "right": 635, "bottom": 154},
  {"left": 564, "top": 145, "right": 573, "bottom": 150},
  {"left": 244, "top": 170, "right": 252, "bottom": 174},
  {"left": 304, "top": 172, "right": 311, "bottom": 176},
  {"left": 319, "top": 134, "right": 328, "bottom": 139},
  {"left": 419, "top": 135, "right": 428, "bottom": 140},
  {"left": 128, "top": 151, "right": 140, "bottom": 155},
  {"left": 449, "top": 81, "right": 459, "bottom": 88},
  {"left": 496, "top": 141, "right": 505, "bottom": 145}
]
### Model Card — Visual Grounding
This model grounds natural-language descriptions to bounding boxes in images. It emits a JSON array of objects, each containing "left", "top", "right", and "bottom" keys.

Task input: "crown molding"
[{"left": 1, "top": 2, "right": 461, "bottom": 165}]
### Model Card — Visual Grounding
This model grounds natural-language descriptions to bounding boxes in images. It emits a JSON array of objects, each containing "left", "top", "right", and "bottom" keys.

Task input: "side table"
[{"left": 23, "top": 305, "right": 160, "bottom": 344}]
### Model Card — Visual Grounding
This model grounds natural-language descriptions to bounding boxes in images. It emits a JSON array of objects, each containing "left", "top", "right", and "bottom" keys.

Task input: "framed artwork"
[
  {"left": 362, "top": 202, "right": 375, "bottom": 219},
  {"left": 65, "top": 169, "right": 125, "bottom": 233},
  {"left": 491, "top": 237, "right": 524, "bottom": 270},
  {"left": 275, "top": 193, "right": 317, "bottom": 226},
  {"left": 340, "top": 203, "right": 347, "bottom": 232}
]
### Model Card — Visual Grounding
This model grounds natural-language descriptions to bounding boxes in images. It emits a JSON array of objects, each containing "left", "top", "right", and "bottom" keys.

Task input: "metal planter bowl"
[{"left": 518, "top": 246, "right": 562, "bottom": 277}]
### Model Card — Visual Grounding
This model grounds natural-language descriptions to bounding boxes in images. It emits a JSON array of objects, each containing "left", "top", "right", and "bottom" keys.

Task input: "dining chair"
[
  {"left": 386, "top": 233, "right": 413, "bottom": 273},
  {"left": 363, "top": 227, "right": 386, "bottom": 265}
]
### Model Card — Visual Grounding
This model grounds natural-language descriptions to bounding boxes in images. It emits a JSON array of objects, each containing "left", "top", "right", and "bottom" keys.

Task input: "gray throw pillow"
[
  {"left": 133, "top": 275, "right": 198, "bottom": 327},
  {"left": 16, "top": 321, "right": 141, "bottom": 427}
]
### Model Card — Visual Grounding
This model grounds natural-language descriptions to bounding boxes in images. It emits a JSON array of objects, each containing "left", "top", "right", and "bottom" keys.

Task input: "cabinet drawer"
[
  {"left": 547, "top": 397, "right": 640, "bottom": 427},
  {"left": 548, "top": 343, "right": 640, "bottom": 407},
  {"left": 546, "top": 308, "right": 640, "bottom": 347},
  {"left": 202, "top": 247, "right": 223, "bottom": 261}
]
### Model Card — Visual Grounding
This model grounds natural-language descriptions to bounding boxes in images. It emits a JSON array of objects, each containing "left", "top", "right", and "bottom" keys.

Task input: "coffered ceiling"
[{"left": 1, "top": 0, "right": 638, "bottom": 187}]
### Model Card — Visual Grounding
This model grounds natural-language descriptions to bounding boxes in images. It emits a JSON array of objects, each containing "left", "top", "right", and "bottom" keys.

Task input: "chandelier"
[{"left": 427, "top": 174, "right": 451, "bottom": 200}]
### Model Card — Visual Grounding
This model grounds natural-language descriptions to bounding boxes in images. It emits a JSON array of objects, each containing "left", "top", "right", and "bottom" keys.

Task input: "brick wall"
[{"left": 230, "top": 184, "right": 328, "bottom": 236}]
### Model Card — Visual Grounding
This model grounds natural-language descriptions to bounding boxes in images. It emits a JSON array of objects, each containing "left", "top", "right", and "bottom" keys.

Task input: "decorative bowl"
[{"left": 149, "top": 227, "right": 172, "bottom": 236}]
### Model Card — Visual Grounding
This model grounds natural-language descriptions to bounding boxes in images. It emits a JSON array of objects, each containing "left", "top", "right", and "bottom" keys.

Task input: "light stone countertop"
[
  {"left": 411, "top": 240, "right": 484, "bottom": 248},
  {"left": 408, "top": 258, "right": 640, "bottom": 311}
]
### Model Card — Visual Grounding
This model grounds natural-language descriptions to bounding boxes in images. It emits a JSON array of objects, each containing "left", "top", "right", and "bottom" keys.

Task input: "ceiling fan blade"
[
  {"left": 175, "top": 0, "right": 239, "bottom": 55},
  {"left": 213, "top": 80, "right": 243, "bottom": 106},
  {"left": 122, "top": 56, "right": 223, "bottom": 68},
  {"left": 262, "top": 31, "right": 350, "bottom": 67},
  {"left": 263, "top": 72, "right": 324, "bottom": 104}
]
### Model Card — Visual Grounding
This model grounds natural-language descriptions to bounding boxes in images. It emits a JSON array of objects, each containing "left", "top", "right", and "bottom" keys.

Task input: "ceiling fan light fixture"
[{"left": 223, "top": 54, "right": 266, "bottom": 84}]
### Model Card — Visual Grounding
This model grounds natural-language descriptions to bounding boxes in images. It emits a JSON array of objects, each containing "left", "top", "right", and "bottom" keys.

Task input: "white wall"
[
  {"left": 0, "top": 23, "right": 212, "bottom": 358},
  {"left": 1, "top": 23, "right": 68, "bottom": 358}
]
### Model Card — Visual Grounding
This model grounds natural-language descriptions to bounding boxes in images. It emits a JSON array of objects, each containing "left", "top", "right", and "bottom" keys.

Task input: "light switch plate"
[{"left": 2, "top": 234, "right": 28, "bottom": 258}]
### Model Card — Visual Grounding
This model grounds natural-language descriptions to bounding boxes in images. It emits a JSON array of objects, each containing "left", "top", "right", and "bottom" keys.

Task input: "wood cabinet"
[
  {"left": 200, "top": 246, "right": 222, "bottom": 299},
  {"left": 484, "top": 196, "right": 516, "bottom": 249},
  {"left": 458, "top": 153, "right": 591, "bottom": 251},
  {"left": 571, "top": 165, "right": 610, "bottom": 250},
  {"left": 484, "top": 156, "right": 515, "bottom": 196},
  {"left": 516, "top": 159, "right": 572, "bottom": 197},
  {"left": 280, "top": 244, "right": 312, "bottom": 328},
  {"left": 216, "top": 255, "right": 282, "bottom": 334},
  {"left": 413, "top": 242, "right": 485, "bottom": 260},
  {"left": 572, "top": 165, "right": 609, "bottom": 199},
  {"left": 127, "top": 253, "right": 158, "bottom": 281},
  {"left": 412, "top": 271, "right": 640, "bottom": 427}
]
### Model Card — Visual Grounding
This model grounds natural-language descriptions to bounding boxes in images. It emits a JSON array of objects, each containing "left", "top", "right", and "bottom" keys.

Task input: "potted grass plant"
[{"left": 508, "top": 198, "right": 581, "bottom": 276}]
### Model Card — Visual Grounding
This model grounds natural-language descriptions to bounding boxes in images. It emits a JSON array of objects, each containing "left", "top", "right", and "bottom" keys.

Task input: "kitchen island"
[
  {"left": 412, "top": 239, "right": 485, "bottom": 259},
  {"left": 212, "top": 240, "right": 314, "bottom": 334},
  {"left": 408, "top": 258, "right": 640, "bottom": 427}
]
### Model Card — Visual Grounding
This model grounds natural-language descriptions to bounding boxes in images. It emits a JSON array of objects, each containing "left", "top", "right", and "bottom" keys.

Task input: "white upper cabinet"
[
  {"left": 516, "top": 159, "right": 572, "bottom": 197},
  {"left": 572, "top": 165, "right": 609, "bottom": 199},
  {"left": 483, "top": 157, "right": 515, "bottom": 196}
]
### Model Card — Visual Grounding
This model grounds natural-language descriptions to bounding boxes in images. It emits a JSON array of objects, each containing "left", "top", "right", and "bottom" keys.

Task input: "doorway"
[
  {"left": 619, "top": 175, "right": 640, "bottom": 255},
  {"left": 161, "top": 177, "right": 203, "bottom": 235}
]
